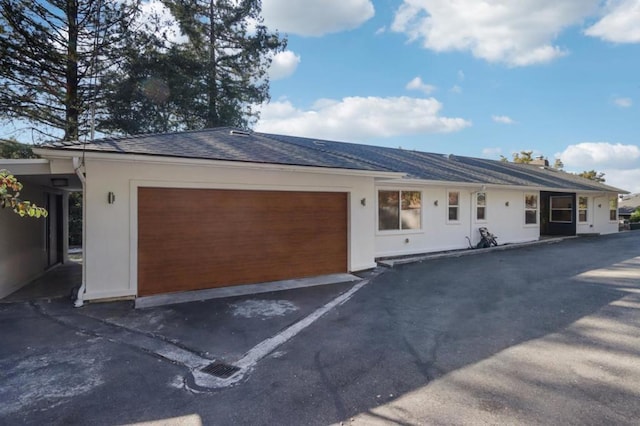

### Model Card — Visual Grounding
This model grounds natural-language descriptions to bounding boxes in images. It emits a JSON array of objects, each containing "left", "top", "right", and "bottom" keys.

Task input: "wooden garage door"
[{"left": 138, "top": 188, "right": 348, "bottom": 296}]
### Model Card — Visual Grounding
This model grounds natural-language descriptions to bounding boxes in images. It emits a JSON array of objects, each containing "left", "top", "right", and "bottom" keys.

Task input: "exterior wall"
[
  {"left": 81, "top": 158, "right": 378, "bottom": 301},
  {"left": 375, "top": 185, "right": 540, "bottom": 258},
  {"left": 0, "top": 185, "right": 48, "bottom": 298},
  {"left": 576, "top": 193, "right": 619, "bottom": 235}
]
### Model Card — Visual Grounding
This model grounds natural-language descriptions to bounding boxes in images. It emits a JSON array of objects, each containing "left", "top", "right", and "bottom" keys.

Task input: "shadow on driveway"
[{"left": 1, "top": 232, "right": 639, "bottom": 425}]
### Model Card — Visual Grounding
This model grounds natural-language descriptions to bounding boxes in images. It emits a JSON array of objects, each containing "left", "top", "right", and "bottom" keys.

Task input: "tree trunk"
[
  {"left": 65, "top": 0, "right": 79, "bottom": 141},
  {"left": 206, "top": 0, "right": 218, "bottom": 128}
]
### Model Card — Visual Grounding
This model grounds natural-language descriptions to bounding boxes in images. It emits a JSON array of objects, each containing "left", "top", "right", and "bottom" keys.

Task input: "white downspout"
[
  {"left": 469, "top": 191, "right": 475, "bottom": 245},
  {"left": 73, "top": 157, "right": 86, "bottom": 308}
]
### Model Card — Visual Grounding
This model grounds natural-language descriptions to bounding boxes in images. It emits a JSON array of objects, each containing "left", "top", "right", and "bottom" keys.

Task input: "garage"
[{"left": 137, "top": 187, "right": 348, "bottom": 296}]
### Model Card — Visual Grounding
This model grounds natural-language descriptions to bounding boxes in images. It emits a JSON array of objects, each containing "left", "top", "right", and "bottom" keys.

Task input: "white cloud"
[
  {"left": 269, "top": 51, "right": 301, "bottom": 80},
  {"left": 614, "top": 97, "right": 633, "bottom": 108},
  {"left": 482, "top": 147, "right": 502, "bottom": 157},
  {"left": 558, "top": 142, "right": 640, "bottom": 192},
  {"left": 391, "top": 0, "right": 598, "bottom": 66},
  {"left": 492, "top": 115, "right": 516, "bottom": 124},
  {"left": 559, "top": 142, "right": 640, "bottom": 168},
  {"left": 457, "top": 70, "right": 465, "bottom": 81},
  {"left": 262, "top": 0, "right": 375, "bottom": 36},
  {"left": 585, "top": 0, "right": 640, "bottom": 43},
  {"left": 255, "top": 96, "right": 471, "bottom": 141},
  {"left": 603, "top": 168, "right": 640, "bottom": 193},
  {"left": 450, "top": 85, "right": 462, "bottom": 94},
  {"left": 406, "top": 77, "right": 436, "bottom": 95}
]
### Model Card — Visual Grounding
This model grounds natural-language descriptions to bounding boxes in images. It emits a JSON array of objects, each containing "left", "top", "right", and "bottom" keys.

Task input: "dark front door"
[{"left": 540, "top": 191, "right": 576, "bottom": 236}]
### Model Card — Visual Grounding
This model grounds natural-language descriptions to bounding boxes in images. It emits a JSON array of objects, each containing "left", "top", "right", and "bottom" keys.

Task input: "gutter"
[{"left": 72, "top": 157, "right": 86, "bottom": 308}]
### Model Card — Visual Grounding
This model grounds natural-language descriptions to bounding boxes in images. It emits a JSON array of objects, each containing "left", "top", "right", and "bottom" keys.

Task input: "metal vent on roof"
[
  {"left": 229, "top": 130, "right": 251, "bottom": 137},
  {"left": 313, "top": 140, "right": 325, "bottom": 146},
  {"left": 201, "top": 362, "right": 241, "bottom": 379}
]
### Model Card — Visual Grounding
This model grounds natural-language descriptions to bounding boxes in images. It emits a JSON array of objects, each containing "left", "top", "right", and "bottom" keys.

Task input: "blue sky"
[
  {"left": 3, "top": 0, "right": 639, "bottom": 192},
  {"left": 255, "top": 0, "right": 640, "bottom": 193}
]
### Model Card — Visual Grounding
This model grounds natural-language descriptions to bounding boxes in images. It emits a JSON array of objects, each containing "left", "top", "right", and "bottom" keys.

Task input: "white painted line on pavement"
[{"left": 192, "top": 277, "right": 373, "bottom": 389}]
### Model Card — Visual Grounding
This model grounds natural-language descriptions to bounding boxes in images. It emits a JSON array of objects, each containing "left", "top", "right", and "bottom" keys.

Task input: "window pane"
[
  {"left": 477, "top": 206, "right": 486, "bottom": 221},
  {"left": 610, "top": 210, "right": 617, "bottom": 221},
  {"left": 579, "top": 197, "right": 588, "bottom": 209},
  {"left": 476, "top": 192, "right": 486, "bottom": 206},
  {"left": 551, "top": 210, "right": 572, "bottom": 222},
  {"left": 579, "top": 211, "right": 587, "bottom": 222},
  {"left": 378, "top": 191, "right": 399, "bottom": 230},
  {"left": 525, "top": 210, "right": 537, "bottom": 224},
  {"left": 449, "top": 207, "right": 458, "bottom": 221},
  {"left": 609, "top": 198, "right": 617, "bottom": 210},
  {"left": 525, "top": 194, "right": 537, "bottom": 209},
  {"left": 551, "top": 196, "right": 572, "bottom": 209},
  {"left": 448, "top": 191, "right": 459, "bottom": 206},
  {"left": 401, "top": 191, "right": 421, "bottom": 229}
]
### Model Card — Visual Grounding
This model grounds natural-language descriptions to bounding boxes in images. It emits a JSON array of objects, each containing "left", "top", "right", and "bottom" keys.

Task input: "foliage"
[
  {"left": 101, "top": 0, "right": 287, "bottom": 134},
  {"left": 99, "top": 35, "right": 208, "bottom": 134},
  {"left": 0, "top": 0, "right": 140, "bottom": 141},
  {"left": 629, "top": 208, "right": 640, "bottom": 223},
  {"left": 512, "top": 151, "right": 534, "bottom": 164},
  {"left": 69, "top": 192, "right": 83, "bottom": 246},
  {"left": 0, "top": 169, "right": 48, "bottom": 218},
  {"left": 577, "top": 170, "right": 606, "bottom": 183},
  {"left": 500, "top": 151, "right": 536, "bottom": 164},
  {"left": 0, "top": 138, "right": 38, "bottom": 159},
  {"left": 552, "top": 158, "right": 564, "bottom": 170}
]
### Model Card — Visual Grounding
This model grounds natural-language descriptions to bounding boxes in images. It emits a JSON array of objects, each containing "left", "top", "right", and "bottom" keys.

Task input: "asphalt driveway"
[{"left": 1, "top": 232, "right": 639, "bottom": 425}]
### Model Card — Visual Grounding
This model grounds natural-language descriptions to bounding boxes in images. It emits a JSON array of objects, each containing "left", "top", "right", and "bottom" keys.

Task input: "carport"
[{"left": 0, "top": 158, "right": 82, "bottom": 299}]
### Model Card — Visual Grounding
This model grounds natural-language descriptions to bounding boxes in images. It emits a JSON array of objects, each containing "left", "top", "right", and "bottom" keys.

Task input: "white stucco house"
[{"left": 0, "top": 128, "right": 627, "bottom": 304}]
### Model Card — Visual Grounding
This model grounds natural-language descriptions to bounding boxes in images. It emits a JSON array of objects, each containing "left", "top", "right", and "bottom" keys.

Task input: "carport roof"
[{"left": 40, "top": 127, "right": 627, "bottom": 193}]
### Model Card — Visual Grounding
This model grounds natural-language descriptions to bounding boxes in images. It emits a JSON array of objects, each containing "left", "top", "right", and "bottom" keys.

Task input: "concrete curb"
[{"left": 377, "top": 236, "right": 577, "bottom": 268}]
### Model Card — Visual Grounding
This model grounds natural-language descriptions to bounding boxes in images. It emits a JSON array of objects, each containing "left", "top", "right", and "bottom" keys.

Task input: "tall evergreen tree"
[
  {"left": 104, "top": 0, "right": 285, "bottom": 134},
  {"left": 99, "top": 29, "right": 208, "bottom": 135},
  {"left": 166, "top": 0, "right": 286, "bottom": 129},
  {"left": 0, "top": 0, "right": 139, "bottom": 142}
]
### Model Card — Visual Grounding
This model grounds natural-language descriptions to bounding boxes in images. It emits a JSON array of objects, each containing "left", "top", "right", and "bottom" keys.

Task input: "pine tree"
[
  {"left": 100, "top": 0, "right": 286, "bottom": 135},
  {"left": 0, "top": 0, "right": 139, "bottom": 142}
]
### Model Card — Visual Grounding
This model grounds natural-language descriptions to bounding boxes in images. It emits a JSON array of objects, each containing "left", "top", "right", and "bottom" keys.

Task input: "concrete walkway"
[{"left": 1, "top": 261, "right": 81, "bottom": 303}]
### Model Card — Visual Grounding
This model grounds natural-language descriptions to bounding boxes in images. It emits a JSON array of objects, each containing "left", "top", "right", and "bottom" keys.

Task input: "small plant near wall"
[
  {"left": 630, "top": 208, "right": 640, "bottom": 223},
  {"left": 0, "top": 169, "right": 48, "bottom": 218}
]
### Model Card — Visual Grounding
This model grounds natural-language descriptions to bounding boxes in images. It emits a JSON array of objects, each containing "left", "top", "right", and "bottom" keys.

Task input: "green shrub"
[{"left": 630, "top": 208, "right": 640, "bottom": 223}]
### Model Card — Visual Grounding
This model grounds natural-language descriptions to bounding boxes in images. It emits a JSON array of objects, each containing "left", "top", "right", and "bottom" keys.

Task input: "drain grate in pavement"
[{"left": 201, "top": 362, "right": 241, "bottom": 379}]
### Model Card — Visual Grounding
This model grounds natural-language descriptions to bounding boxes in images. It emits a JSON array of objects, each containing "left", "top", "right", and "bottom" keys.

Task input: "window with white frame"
[
  {"left": 609, "top": 197, "right": 618, "bottom": 221},
  {"left": 578, "top": 196, "right": 588, "bottom": 222},
  {"left": 448, "top": 191, "right": 459, "bottom": 222},
  {"left": 378, "top": 190, "right": 422, "bottom": 231},
  {"left": 550, "top": 196, "right": 573, "bottom": 223},
  {"left": 525, "top": 194, "right": 538, "bottom": 224},
  {"left": 476, "top": 192, "right": 486, "bottom": 221}
]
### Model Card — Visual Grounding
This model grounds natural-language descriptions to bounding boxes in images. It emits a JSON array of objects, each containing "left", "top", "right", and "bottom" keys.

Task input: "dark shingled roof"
[
  {"left": 41, "top": 127, "right": 626, "bottom": 193},
  {"left": 42, "top": 127, "right": 389, "bottom": 172}
]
